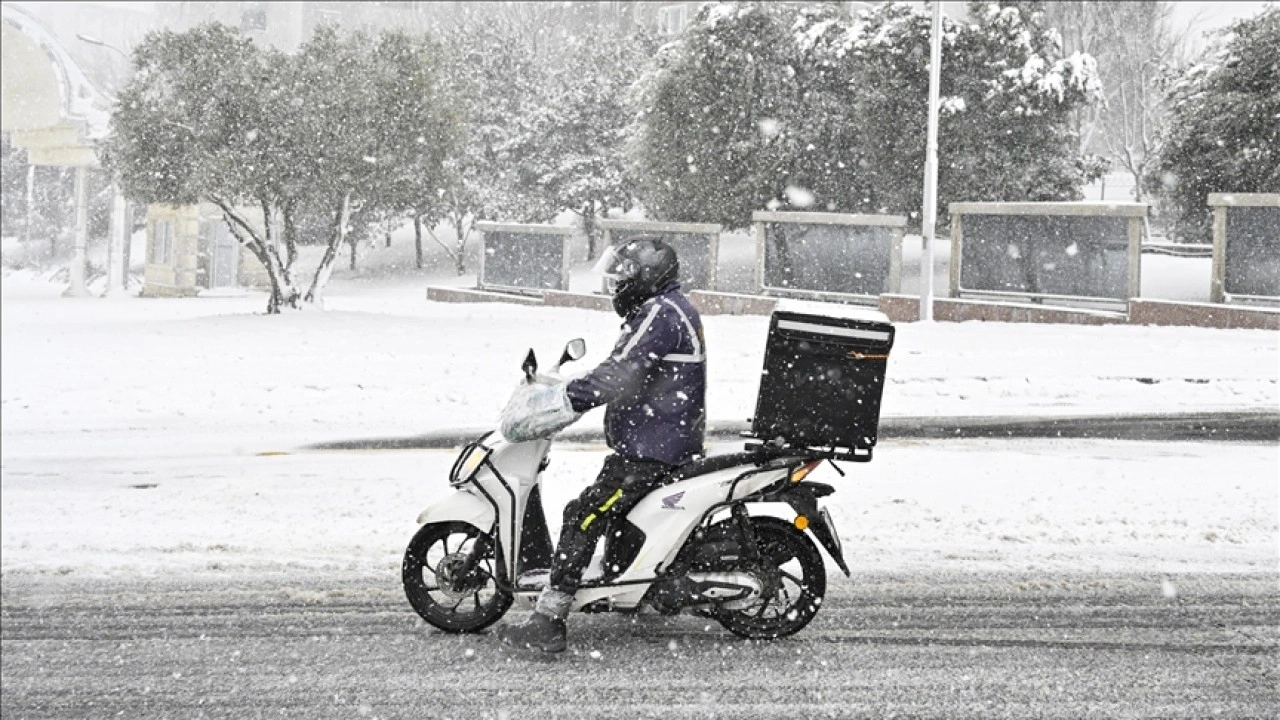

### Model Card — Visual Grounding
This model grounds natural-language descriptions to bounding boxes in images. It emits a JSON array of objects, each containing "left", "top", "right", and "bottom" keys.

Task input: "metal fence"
[
  {"left": 752, "top": 211, "right": 907, "bottom": 304},
  {"left": 948, "top": 202, "right": 1147, "bottom": 308},
  {"left": 475, "top": 222, "right": 574, "bottom": 295},
  {"left": 1209, "top": 193, "right": 1280, "bottom": 305}
]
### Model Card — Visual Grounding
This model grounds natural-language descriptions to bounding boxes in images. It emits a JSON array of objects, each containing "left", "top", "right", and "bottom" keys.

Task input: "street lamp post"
[
  {"left": 919, "top": 1, "right": 944, "bottom": 322},
  {"left": 76, "top": 33, "right": 127, "bottom": 60},
  {"left": 76, "top": 33, "right": 132, "bottom": 296}
]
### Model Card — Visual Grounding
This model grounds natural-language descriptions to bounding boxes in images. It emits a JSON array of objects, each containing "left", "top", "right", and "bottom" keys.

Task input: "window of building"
[
  {"left": 658, "top": 4, "right": 688, "bottom": 36},
  {"left": 313, "top": 6, "right": 343, "bottom": 29},
  {"left": 241, "top": 1, "right": 267, "bottom": 32},
  {"left": 151, "top": 220, "right": 172, "bottom": 265}
]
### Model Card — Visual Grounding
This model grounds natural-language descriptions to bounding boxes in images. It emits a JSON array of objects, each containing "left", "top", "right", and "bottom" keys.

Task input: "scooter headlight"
[{"left": 450, "top": 443, "right": 491, "bottom": 487}]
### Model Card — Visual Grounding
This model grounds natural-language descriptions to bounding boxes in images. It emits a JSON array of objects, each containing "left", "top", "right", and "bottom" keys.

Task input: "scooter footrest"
[{"left": 515, "top": 569, "right": 550, "bottom": 591}]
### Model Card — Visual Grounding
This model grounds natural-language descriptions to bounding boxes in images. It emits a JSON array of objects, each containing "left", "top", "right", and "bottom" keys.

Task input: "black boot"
[{"left": 496, "top": 610, "right": 567, "bottom": 654}]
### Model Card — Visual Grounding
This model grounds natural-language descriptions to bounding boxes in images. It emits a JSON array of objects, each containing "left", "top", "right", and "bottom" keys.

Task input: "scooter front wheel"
[{"left": 402, "top": 521, "right": 513, "bottom": 633}]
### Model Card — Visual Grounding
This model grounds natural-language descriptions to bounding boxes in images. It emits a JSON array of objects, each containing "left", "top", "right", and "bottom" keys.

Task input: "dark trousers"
[{"left": 548, "top": 454, "right": 672, "bottom": 593}]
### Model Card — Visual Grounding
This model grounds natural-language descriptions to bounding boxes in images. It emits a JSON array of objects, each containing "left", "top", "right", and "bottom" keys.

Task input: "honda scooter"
[{"left": 402, "top": 339, "right": 865, "bottom": 640}]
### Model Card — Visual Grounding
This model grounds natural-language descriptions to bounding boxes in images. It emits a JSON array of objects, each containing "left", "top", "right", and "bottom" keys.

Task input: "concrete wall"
[{"left": 141, "top": 204, "right": 199, "bottom": 297}]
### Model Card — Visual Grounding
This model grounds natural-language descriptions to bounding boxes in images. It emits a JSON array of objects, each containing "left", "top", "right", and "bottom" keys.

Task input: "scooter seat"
[{"left": 669, "top": 452, "right": 764, "bottom": 481}]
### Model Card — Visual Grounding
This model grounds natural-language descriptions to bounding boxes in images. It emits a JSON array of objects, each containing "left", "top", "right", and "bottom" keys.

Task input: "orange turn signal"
[
  {"left": 790, "top": 460, "right": 822, "bottom": 485},
  {"left": 794, "top": 515, "right": 809, "bottom": 531}
]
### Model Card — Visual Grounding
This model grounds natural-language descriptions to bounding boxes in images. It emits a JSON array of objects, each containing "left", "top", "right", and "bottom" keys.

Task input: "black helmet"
[{"left": 600, "top": 235, "right": 679, "bottom": 317}]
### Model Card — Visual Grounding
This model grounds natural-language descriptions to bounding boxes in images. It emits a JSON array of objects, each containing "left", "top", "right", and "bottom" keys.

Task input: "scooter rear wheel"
[
  {"left": 403, "top": 521, "right": 513, "bottom": 633},
  {"left": 715, "top": 516, "right": 827, "bottom": 640}
]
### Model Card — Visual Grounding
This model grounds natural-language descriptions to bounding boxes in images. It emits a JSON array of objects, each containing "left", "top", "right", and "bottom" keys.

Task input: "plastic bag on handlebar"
[{"left": 499, "top": 381, "right": 582, "bottom": 442}]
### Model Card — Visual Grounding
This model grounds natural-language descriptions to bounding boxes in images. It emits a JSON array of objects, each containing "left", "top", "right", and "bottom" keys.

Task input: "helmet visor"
[{"left": 592, "top": 245, "right": 640, "bottom": 294}]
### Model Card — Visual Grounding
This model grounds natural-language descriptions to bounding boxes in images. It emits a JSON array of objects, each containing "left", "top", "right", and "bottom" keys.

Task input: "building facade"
[{"left": 141, "top": 203, "right": 270, "bottom": 297}]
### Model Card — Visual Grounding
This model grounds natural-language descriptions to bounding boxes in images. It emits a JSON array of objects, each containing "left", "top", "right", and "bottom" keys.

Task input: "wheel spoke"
[
  {"left": 778, "top": 569, "right": 804, "bottom": 586},
  {"left": 754, "top": 598, "right": 771, "bottom": 618}
]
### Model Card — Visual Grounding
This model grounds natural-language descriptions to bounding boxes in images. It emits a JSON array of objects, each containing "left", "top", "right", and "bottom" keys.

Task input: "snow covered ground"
[
  {"left": 1, "top": 267, "right": 1277, "bottom": 580},
  {"left": 3, "top": 439, "right": 1275, "bottom": 579}
]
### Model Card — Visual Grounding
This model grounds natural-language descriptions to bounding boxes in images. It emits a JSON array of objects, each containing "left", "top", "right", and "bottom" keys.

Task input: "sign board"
[
  {"left": 475, "top": 222, "right": 573, "bottom": 295},
  {"left": 600, "top": 220, "right": 720, "bottom": 292},
  {"left": 949, "top": 203, "right": 1147, "bottom": 305},
  {"left": 752, "top": 211, "right": 906, "bottom": 303},
  {"left": 1210, "top": 194, "right": 1280, "bottom": 303}
]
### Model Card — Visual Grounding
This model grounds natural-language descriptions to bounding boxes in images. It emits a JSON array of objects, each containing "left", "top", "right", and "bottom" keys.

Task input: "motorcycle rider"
[{"left": 496, "top": 235, "right": 707, "bottom": 653}]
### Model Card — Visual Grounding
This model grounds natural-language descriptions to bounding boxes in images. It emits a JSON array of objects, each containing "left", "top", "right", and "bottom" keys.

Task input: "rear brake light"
[{"left": 789, "top": 460, "right": 822, "bottom": 484}]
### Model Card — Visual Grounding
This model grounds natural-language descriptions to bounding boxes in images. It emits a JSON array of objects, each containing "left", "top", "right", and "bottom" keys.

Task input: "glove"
[{"left": 499, "top": 381, "right": 582, "bottom": 442}]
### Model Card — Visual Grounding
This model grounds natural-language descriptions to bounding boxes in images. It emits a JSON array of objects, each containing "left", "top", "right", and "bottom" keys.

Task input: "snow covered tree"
[
  {"left": 291, "top": 27, "right": 455, "bottom": 280},
  {"left": 512, "top": 31, "right": 658, "bottom": 259},
  {"left": 103, "top": 23, "right": 455, "bottom": 311},
  {"left": 784, "top": 4, "right": 874, "bottom": 214},
  {"left": 1043, "top": 1, "right": 1190, "bottom": 203},
  {"left": 424, "top": 8, "right": 554, "bottom": 275},
  {"left": 629, "top": 3, "right": 800, "bottom": 228},
  {"left": 1149, "top": 6, "right": 1280, "bottom": 243},
  {"left": 846, "top": 1, "right": 1103, "bottom": 224},
  {"left": 630, "top": 1, "right": 1102, "bottom": 231}
]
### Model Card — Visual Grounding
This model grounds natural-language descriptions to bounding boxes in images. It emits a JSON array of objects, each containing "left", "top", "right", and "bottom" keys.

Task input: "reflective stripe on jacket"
[{"left": 565, "top": 284, "right": 706, "bottom": 466}]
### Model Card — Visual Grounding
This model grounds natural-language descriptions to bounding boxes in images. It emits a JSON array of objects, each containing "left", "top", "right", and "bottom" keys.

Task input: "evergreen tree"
[
  {"left": 504, "top": 31, "right": 655, "bottom": 260},
  {"left": 426, "top": 9, "right": 551, "bottom": 275},
  {"left": 629, "top": 2, "right": 799, "bottom": 228},
  {"left": 849, "top": 1, "right": 1103, "bottom": 224},
  {"left": 1, "top": 134, "right": 30, "bottom": 246},
  {"left": 629, "top": 1, "right": 1103, "bottom": 231},
  {"left": 1149, "top": 6, "right": 1280, "bottom": 242},
  {"left": 513, "top": 30, "right": 658, "bottom": 259}
]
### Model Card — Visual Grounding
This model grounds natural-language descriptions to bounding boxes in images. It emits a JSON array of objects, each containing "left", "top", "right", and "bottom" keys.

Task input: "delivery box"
[{"left": 750, "top": 303, "right": 895, "bottom": 457}]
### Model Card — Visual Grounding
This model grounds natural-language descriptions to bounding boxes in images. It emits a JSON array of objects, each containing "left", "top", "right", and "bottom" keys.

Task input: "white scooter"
[{"left": 402, "top": 340, "right": 861, "bottom": 639}]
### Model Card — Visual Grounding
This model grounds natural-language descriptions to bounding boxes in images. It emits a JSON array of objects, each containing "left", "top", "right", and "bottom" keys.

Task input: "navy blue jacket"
[{"left": 566, "top": 284, "right": 706, "bottom": 466}]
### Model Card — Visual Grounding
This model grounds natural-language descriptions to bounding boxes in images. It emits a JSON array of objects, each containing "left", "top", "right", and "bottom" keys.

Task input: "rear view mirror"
[
  {"left": 522, "top": 349, "right": 538, "bottom": 382},
  {"left": 561, "top": 339, "right": 587, "bottom": 365}
]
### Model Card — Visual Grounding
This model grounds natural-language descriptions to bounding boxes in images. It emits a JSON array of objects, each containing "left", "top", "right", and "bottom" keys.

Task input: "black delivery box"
[{"left": 750, "top": 304, "right": 895, "bottom": 456}]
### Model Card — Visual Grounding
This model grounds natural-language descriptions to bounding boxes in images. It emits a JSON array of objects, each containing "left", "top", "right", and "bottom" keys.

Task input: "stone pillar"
[
  {"left": 63, "top": 166, "right": 89, "bottom": 297},
  {"left": 24, "top": 164, "right": 34, "bottom": 248},
  {"left": 103, "top": 185, "right": 127, "bottom": 296},
  {"left": 122, "top": 202, "right": 133, "bottom": 289}
]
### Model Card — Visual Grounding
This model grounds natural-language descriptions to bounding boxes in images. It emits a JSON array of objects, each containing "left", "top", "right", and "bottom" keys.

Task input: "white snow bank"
[
  {"left": 1, "top": 275, "right": 1276, "bottom": 577},
  {"left": 1, "top": 440, "right": 1273, "bottom": 577},
  {"left": 2, "top": 276, "right": 1276, "bottom": 461}
]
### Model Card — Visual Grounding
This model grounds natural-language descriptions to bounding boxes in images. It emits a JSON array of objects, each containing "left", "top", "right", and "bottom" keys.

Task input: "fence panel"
[
  {"left": 475, "top": 222, "right": 573, "bottom": 295},
  {"left": 752, "top": 211, "right": 906, "bottom": 303},
  {"left": 1210, "top": 194, "right": 1280, "bottom": 304},
  {"left": 949, "top": 202, "right": 1147, "bottom": 306}
]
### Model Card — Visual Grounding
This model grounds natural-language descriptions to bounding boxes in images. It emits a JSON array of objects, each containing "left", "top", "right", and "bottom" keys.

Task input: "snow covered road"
[{"left": 2, "top": 569, "right": 1274, "bottom": 719}]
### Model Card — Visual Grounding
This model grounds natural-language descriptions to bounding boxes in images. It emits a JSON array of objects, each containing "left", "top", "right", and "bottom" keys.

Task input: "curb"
[{"left": 301, "top": 411, "right": 1280, "bottom": 452}]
